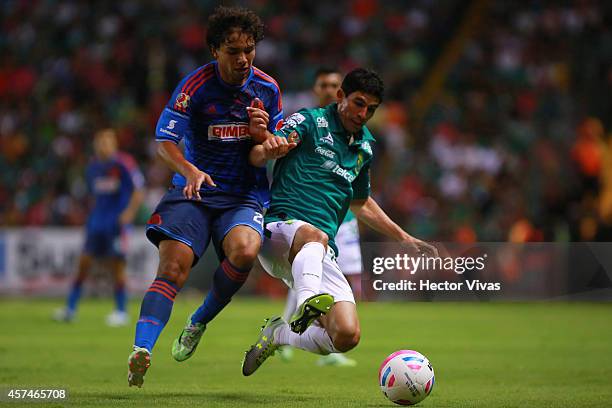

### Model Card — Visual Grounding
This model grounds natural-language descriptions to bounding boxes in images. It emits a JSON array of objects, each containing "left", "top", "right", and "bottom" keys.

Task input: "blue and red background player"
[
  {"left": 54, "top": 128, "right": 144, "bottom": 326},
  {"left": 128, "top": 6, "right": 294, "bottom": 387}
]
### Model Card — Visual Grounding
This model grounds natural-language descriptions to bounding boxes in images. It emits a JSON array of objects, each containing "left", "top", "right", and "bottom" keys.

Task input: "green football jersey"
[
  {"left": 343, "top": 208, "right": 356, "bottom": 223},
  {"left": 266, "top": 103, "right": 374, "bottom": 254}
]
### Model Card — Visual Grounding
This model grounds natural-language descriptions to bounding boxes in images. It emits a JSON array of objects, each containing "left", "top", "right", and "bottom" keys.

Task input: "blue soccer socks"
[
  {"left": 191, "top": 259, "right": 250, "bottom": 326},
  {"left": 114, "top": 282, "right": 127, "bottom": 313},
  {"left": 66, "top": 279, "right": 84, "bottom": 313},
  {"left": 134, "top": 277, "right": 180, "bottom": 352}
]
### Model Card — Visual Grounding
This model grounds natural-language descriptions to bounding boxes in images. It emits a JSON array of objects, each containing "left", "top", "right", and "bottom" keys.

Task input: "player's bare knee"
[
  {"left": 307, "top": 227, "right": 328, "bottom": 246},
  {"left": 299, "top": 225, "right": 328, "bottom": 245},
  {"left": 290, "top": 225, "right": 328, "bottom": 260},
  {"left": 226, "top": 241, "right": 259, "bottom": 269},
  {"left": 329, "top": 315, "right": 360, "bottom": 352},
  {"left": 332, "top": 326, "right": 361, "bottom": 352},
  {"left": 227, "top": 251, "right": 257, "bottom": 270},
  {"left": 157, "top": 258, "right": 189, "bottom": 288}
]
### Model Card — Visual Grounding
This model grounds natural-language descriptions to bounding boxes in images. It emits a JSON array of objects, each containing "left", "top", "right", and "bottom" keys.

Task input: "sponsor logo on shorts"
[
  {"left": 208, "top": 123, "right": 251, "bottom": 141},
  {"left": 167, "top": 120, "right": 177, "bottom": 130}
]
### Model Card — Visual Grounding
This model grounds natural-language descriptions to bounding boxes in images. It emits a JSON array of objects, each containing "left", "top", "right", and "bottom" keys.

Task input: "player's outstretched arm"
[
  {"left": 351, "top": 197, "right": 438, "bottom": 257},
  {"left": 157, "top": 141, "right": 216, "bottom": 200}
]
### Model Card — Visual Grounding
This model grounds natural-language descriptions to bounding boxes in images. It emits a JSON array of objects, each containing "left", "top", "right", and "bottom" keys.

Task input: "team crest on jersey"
[
  {"left": 287, "top": 130, "right": 301, "bottom": 144},
  {"left": 175, "top": 93, "right": 191, "bottom": 111},
  {"left": 361, "top": 141, "right": 372, "bottom": 155},
  {"left": 316, "top": 117, "right": 328, "bottom": 128},
  {"left": 282, "top": 112, "right": 306, "bottom": 129},
  {"left": 356, "top": 152, "right": 364, "bottom": 170}
]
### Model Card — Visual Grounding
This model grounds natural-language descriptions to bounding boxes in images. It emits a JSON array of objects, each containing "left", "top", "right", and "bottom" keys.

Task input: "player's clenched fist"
[
  {"left": 247, "top": 98, "right": 270, "bottom": 142},
  {"left": 263, "top": 136, "right": 297, "bottom": 160}
]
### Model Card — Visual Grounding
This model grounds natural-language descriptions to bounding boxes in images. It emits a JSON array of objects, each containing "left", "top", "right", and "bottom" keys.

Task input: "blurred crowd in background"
[{"left": 1, "top": 0, "right": 611, "bottom": 243}]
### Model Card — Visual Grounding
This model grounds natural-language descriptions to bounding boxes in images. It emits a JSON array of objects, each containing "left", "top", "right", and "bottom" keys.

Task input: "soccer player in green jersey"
[
  {"left": 242, "top": 68, "right": 437, "bottom": 376},
  {"left": 279, "top": 67, "right": 360, "bottom": 367}
]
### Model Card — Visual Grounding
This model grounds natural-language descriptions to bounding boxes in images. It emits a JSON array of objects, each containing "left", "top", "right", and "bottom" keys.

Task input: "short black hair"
[
  {"left": 206, "top": 6, "right": 264, "bottom": 50},
  {"left": 314, "top": 66, "right": 341, "bottom": 79},
  {"left": 341, "top": 68, "right": 384, "bottom": 102}
]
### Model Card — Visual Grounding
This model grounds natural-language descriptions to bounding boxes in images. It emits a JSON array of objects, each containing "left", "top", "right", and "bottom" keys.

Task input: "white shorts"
[
  {"left": 335, "top": 218, "right": 362, "bottom": 275},
  {"left": 258, "top": 220, "right": 355, "bottom": 304}
]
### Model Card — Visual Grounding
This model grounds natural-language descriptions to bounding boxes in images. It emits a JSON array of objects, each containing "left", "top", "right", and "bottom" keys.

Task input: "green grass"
[{"left": 0, "top": 299, "right": 611, "bottom": 407}]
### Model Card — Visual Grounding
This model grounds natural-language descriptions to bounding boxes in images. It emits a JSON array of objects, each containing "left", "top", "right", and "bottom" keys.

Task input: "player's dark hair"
[
  {"left": 341, "top": 68, "right": 384, "bottom": 102},
  {"left": 314, "top": 66, "right": 341, "bottom": 79},
  {"left": 206, "top": 6, "right": 264, "bottom": 50}
]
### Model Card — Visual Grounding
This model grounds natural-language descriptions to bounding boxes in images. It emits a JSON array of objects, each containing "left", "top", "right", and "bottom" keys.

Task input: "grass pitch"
[{"left": 0, "top": 299, "right": 611, "bottom": 407}]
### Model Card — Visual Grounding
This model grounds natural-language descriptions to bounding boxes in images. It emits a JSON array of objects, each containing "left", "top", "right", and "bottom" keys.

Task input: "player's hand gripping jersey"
[
  {"left": 266, "top": 103, "right": 374, "bottom": 254},
  {"left": 156, "top": 61, "right": 283, "bottom": 205}
]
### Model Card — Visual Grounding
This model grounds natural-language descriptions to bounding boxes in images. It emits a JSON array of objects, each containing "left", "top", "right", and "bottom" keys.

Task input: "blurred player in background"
[
  {"left": 242, "top": 68, "right": 437, "bottom": 376},
  {"left": 53, "top": 129, "right": 144, "bottom": 326},
  {"left": 127, "top": 6, "right": 292, "bottom": 388},
  {"left": 279, "top": 67, "right": 361, "bottom": 367}
]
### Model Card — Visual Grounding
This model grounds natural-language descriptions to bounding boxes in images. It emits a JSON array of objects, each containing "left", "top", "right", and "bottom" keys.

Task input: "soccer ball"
[{"left": 378, "top": 350, "right": 435, "bottom": 405}]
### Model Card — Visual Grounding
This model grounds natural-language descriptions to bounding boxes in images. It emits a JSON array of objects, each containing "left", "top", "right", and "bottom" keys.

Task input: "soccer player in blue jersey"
[
  {"left": 127, "top": 6, "right": 293, "bottom": 388},
  {"left": 54, "top": 129, "right": 144, "bottom": 326}
]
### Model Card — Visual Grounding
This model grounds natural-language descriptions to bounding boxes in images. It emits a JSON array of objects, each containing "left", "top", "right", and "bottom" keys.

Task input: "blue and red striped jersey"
[
  {"left": 86, "top": 152, "right": 144, "bottom": 231},
  {"left": 155, "top": 61, "right": 283, "bottom": 206}
]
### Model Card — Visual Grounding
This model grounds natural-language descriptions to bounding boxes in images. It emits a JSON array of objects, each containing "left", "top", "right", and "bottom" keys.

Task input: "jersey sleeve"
[
  {"left": 155, "top": 68, "right": 208, "bottom": 144},
  {"left": 351, "top": 164, "right": 371, "bottom": 199},
  {"left": 273, "top": 109, "right": 314, "bottom": 144},
  {"left": 267, "top": 87, "right": 284, "bottom": 132}
]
